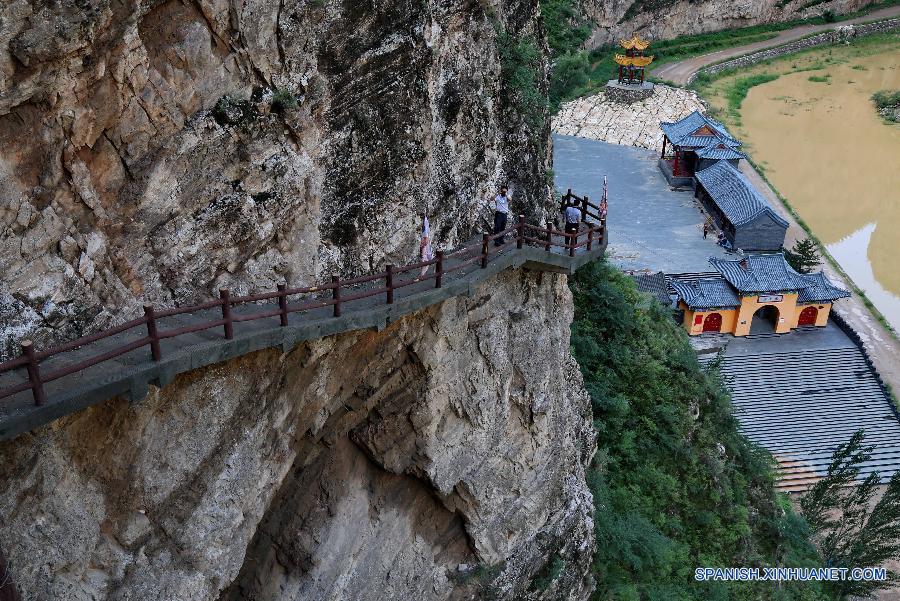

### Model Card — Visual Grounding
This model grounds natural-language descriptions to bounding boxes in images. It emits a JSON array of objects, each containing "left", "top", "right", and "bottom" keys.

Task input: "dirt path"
[
  {"left": 651, "top": 5, "right": 900, "bottom": 85},
  {"left": 738, "top": 162, "right": 900, "bottom": 398}
]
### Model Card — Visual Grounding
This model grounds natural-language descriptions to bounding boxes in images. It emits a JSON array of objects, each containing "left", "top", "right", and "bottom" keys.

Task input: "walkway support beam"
[
  {"left": 220, "top": 289, "right": 234, "bottom": 340},
  {"left": 144, "top": 305, "right": 161, "bottom": 361},
  {"left": 21, "top": 341, "right": 45, "bottom": 407}
]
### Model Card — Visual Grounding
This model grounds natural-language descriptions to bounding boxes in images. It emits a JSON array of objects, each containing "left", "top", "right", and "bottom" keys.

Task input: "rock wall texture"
[
  {"left": 0, "top": 268, "right": 597, "bottom": 601},
  {"left": 585, "top": 0, "right": 872, "bottom": 47},
  {"left": 0, "top": 0, "right": 552, "bottom": 359},
  {"left": 552, "top": 84, "right": 705, "bottom": 150}
]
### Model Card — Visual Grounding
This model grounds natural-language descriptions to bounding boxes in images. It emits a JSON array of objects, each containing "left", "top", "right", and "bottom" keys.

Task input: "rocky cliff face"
[
  {"left": 0, "top": 268, "right": 596, "bottom": 601},
  {"left": 0, "top": 0, "right": 551, "bottom": 358},
  {"left": 585, "top": 0, "right": 871, "bottom": 46}
]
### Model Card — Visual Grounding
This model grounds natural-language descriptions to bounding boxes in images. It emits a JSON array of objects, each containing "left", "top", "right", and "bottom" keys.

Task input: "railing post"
[
  {"left": 277, "top": 284, "right": 289, "bottom": 326},
  {"left": 481, "top": 233, "right": 489, "bottom": 268},
  {"left": 21, "top": 340, "right": 45, "bottom": 407},
  {"left": 332, "top": 275, "right": 341, "bottom": 317},
  {"left": 144, "top": 304, "right": 162, "bottom": 361},
  {"left": 545, "top": 221, "right": 552, "bottom": 251},
  {"left": 582, "top": 196, "right": 589, "bottom": 221},
  {"left": 570, "top": 228, "right": 577, "bottom": 257},
  {"left": 587, "top": 226, "right": 594, "bottom": 251},
  {"left": 435, "top": 251, "right": 444, "bottom": 288},
  {"left": 219, "top": 289, "right": 234, "bottom": 340},
  {"left": 517, "top": 214, "right": 525, "bottom": 249},
  {"left": 386, "top": 265, "right": 394, "bottom": 304}
]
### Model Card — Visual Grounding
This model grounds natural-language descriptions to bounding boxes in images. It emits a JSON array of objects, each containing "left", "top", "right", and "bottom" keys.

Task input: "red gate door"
[
  {"left": 798, "top": 306, "right": 818, "bottom": 326},
  {"left": 703, "top": 312, "right": 723, "bottom": 332}
]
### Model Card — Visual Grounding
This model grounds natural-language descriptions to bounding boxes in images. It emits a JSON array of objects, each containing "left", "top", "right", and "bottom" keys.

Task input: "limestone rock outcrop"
[
  {"left": 0, "top": 0, "right": 551, "bottom": 359},
  {"left": 0, "top": 269, "right": 596, "bottom": 601},
  {"left": 552, "top": 84, "right": 705, "bottom": 150},
  {"left": 585, "top": 0, "right": 872, "bottom": 46}
]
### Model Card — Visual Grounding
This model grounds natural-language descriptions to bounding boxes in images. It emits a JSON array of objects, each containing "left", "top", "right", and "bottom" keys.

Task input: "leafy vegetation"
[
  {"left": 801, "top": 430, "right": 900, "bottom": 598},
  {"left": 570, "top": 261, "right": 827, "bottom": 600},
  {"left": 545, "top": 0, "right": 900, "bottom": 113},
  {"left": 496, "top": 28, "right": 547, "bottom": 136},
  {"left": 872, "top": 89, "right": 900, "bottom": 122},
  {"left": 807, "top": 74, "right": 831, "bottom": 82},
  {"left": 271, "top": 88, "right": 299, "bottom": 113},
  {"left": 784, "top": 238, "right": 822, "bottom": 274},
  {"left": 716, "top": 73, "right": 781, "bottom": 125}
]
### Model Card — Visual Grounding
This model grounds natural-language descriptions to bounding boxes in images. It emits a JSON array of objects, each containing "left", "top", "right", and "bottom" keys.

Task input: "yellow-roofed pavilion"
[{"left": 614, "top": 34, "right": 654, "bottom": 84}]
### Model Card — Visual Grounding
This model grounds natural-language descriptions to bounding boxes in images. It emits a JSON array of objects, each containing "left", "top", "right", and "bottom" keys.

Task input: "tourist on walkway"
[
  {"left": 703, "top": 222, "right": 709, "bottom": 239},
  {"left": 492, "top": 186, "right": 511, "bottom": 246},
  {"left": 564, "top": 203, "right": 581, "bottom": 249},
  {"left": 599, "top": 198, "right": 608, "bottom": 220},
  {"left": 419, "top": 215, "right": 433, "bottom": 278}
]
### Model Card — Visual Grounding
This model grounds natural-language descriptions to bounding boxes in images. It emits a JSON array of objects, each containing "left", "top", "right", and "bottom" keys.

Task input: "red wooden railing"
[
  {"left": 560, "top": 189, "right": 606, "bottom": 224},
  {"left": 0, "top": 214, "right": 606, "bottom": 408}
]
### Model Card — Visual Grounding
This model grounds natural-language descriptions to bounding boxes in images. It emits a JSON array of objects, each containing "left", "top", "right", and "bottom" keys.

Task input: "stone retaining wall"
[{"left": 691, "top": 18, "right": 900, "bottom": 83}]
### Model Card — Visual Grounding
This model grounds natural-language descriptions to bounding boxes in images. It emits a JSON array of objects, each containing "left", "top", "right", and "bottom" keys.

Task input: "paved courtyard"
[{"left": 553, "top": 134, "right": 731, "bottom": 274}]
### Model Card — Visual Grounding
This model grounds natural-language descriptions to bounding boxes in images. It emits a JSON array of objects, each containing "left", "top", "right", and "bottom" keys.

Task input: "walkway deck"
[
  {"left": 554, "top": 134, "right": 731, "bottom": 273},
  {"left": 0, "top": 228, "right": 606, "bottom": 442},
  {"left": 697, "top": 323, "right": 900, "bottom": 493}
]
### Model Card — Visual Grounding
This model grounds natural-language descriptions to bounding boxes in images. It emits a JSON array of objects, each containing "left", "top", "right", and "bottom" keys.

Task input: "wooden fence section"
[
  {"left": 0, "top": 215, "right": 606, "bottom": 412},
  {"left": 560, "top": 190, "right": 606, "bottom": 224}
]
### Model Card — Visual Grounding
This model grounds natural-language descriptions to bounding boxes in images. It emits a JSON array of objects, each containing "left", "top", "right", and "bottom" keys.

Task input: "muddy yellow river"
[{"left": 740, "top": 52, "right": 900, "bottom": 329}]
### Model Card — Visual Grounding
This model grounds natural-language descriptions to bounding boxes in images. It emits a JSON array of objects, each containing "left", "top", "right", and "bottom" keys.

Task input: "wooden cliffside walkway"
[{"left": 0, "top": 210, "right": 606, "bottom": 441}]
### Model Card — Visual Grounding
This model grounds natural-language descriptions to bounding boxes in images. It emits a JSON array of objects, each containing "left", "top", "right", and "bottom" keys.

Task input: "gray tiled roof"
[
  {"left": 660, "top": 110, "right": 741, "bottom": 149},
  {"left": 632, "top": 272, "right": 671, "bottom": 305},
  {"left": 696, "top": 142, "right": 746, "bottom": 161},
  {"left": 695, "top": 161, "right": 790, "bottom": 228},
  {"left": 670, "top": 277, "right": 741, "bottom": 309},
  {"left": 708, "top": 253, "right": 802, "bottom": 293},
  {"left": 798, "top": 272, "right": 851, "bottom": 303}
]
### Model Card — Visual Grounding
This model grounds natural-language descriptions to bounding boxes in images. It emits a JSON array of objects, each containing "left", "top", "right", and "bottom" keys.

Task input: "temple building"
[
  {"left": 670, "top": 254, "right": 851, "bottom": 337},
  {"left": 658, "top": 110, "right": 745, "bottom": 186},
  {"left": 614, "top": 35, "right": 654, "bottom": 85},
  {"left": 694, "top": 160, "right": 788, "bottom": 251}
]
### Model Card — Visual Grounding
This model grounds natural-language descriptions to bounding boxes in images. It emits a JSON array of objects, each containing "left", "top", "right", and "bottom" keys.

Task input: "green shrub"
[
  {"left": 212, "top": 95, "right": 255, "bottom": 126},
  {"left": 497, "top": 29, "right": 547, "bottom": 134},
  {"left": 271, "top": 88, "right": 299, "bottom": 112},
  {"left": 807, "top": 74, "right": 830, "bottom": 82},
  {"left": 570, "top": 261, "right": 826, "bottom": 600}
]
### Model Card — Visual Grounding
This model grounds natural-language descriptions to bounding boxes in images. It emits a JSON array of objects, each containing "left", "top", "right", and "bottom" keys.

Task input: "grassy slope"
[
  {"left": 571, "top": 262, "right": 827, "bottom": 600},
  {"left": 546, "top": 0, "right": 900, "bottom": 111}
]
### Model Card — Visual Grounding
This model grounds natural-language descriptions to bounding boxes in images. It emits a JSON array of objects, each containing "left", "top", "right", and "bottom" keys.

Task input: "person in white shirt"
[
  {"left": 492, "top": 186, "right": 511, "bottom": 246},
  {"left": 564, "top": 203, "right": 581, "bottom": 249}
]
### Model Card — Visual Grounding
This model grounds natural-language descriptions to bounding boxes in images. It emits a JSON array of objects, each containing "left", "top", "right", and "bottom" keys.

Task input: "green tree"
[
  {"left": 570, "top": 261, "right": 827, "bottom": 600},
  {"left": 549, "top": 52, "right": 590, "bottom": 112},
  {"left": 800, "top": 430, "right": 900, "bottom": 599},
  {"left": 785, "top": 238, "right": 822, "bottom": 274}
]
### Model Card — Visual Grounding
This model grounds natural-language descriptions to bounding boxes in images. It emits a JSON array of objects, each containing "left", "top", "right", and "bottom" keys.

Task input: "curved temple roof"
[
  {"left": 660, "top": 110, "right": 740, "bottom": 149},
  {"left": 670, "top": 278, "right": 741, "bottom": 309},
  {"left": 695, "top": 161, "right": 789, "bottom": 228},
  {"left": 614, "top": 54, "right": 655, "bottom": 67},
  {"left": 696, "top": 143, "right": 746, "bottom": 161},
  {"left": 709, "top": 254, "right": 851, "bottom": 301},
  {"left": 619, "top": 34, "right": 651, "bottom": 50}
]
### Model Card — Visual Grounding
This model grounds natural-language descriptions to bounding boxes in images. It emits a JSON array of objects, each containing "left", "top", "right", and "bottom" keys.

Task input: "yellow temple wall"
[
  {"left": 680, "top": 296, "right": 835, "bottom": 336},
  {"left": 791, "top": 303, "right": 833, "bottom": 328},
  {"left": 733, "top": 293, "right": 799, "bottom": 336},
  {"left": 680, "top": 302, "right": 738, "bottom": 336}
]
